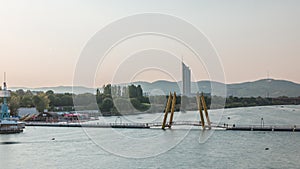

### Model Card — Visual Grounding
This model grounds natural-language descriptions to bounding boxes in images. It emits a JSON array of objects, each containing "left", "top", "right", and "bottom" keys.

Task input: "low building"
[
  {"left": 34, "top": 112, "right": 59, "bottom": 122},
  {"left": 18, "top": 107, "right": 38, "bottom": 117}
]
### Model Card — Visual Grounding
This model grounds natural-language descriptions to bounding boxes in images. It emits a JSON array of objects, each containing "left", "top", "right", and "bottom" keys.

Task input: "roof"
[{"left": 18, "top": 108, "right": 38, "bottom": 117}]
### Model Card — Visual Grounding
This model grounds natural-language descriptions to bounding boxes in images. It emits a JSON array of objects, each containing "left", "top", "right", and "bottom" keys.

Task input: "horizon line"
[{"left": 7, "top": 77, "right": 298, "bottom": 89}]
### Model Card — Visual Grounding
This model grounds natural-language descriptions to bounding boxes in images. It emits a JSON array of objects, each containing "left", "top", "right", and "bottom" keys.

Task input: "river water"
[{"left": 1, "top": 105, "right": 300, "bottom": 169}]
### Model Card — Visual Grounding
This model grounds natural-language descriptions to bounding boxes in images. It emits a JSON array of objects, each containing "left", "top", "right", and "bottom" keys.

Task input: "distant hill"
[
  {"left": 10, "top": 86, "right": 96, "bottom": 94},
  {"left": 226, "top": 79, "right": 300, "bottom": 97},
  {"left": 117, "top": 79, "right": 300, "bottom": 97},
  {"left": 9, "top": 79, "right": 300, "bottom": 97}
]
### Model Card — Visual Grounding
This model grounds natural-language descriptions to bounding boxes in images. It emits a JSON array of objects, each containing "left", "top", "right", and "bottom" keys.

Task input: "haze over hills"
[
  {"left": 226, "top": 79, "right": 300, "bottom": 97},
  {"left": 9, "top": 79, "right": 300, "bottom": 97},
  {"left": 10, "top": 86, "right": 95, "bottom": 95}
]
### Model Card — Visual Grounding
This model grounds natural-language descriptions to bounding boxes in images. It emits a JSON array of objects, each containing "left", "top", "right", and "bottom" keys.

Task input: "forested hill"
[
  {"left": 10, "top": 79, "right": 300, "bottom": 97},
  {"left": 226, "top": 79, "right": 300, "bottom": 97},
  {"left": 128, "top": 79, "right": 300, "bottom": 97}
]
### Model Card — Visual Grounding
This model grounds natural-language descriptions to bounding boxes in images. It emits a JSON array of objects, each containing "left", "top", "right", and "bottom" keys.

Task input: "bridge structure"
[
  {"left": 161, "top": 92, "right": 211, "bottom": 130},
  {"left": 23, "top": 92, "right": 300, "bottom": 132}
]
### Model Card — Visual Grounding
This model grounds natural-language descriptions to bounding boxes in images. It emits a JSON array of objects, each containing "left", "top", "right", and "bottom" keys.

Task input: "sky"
[{"left": 0, "top": 0, "right": 299, "bottom": 88}]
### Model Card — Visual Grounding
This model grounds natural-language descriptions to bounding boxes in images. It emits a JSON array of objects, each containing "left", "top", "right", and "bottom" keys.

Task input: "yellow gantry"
[
  {"left": 162, "top": 92, "right": 211, "bottom": 130},
  {"left": 196, "top": 92, "right": 211, "bottom": 129},
  {"left": 196, "top": 93, "right": 205, "bottom": 129},
  {"left": 169, "top": 92, "right": 177, "bottom": 128},
  {"left": 201, "top": 93, "right": 211, "bottom": 129},
  {"left": 162, "top": 92, "right": 173, "bottom": 129}
]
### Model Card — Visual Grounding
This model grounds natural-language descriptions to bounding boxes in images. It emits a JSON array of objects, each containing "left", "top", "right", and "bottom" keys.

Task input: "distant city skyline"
[{"left": 0, "top": 0, "right": 299, "bottom": 88}]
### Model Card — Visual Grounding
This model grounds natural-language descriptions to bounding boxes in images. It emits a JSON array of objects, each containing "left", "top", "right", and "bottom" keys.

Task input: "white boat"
[{"left": 0, "top": 119, "right": 24, "bottom": 134}]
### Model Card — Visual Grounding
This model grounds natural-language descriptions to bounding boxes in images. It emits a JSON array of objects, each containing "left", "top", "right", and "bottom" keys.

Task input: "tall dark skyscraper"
[{"left": 182, "top": 62, "right": 191, "bottom": 96}]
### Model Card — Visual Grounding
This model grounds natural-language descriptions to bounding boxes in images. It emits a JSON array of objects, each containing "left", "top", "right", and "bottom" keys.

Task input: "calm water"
[{"left": 1, "top": 105, "right": 300, "bottom": 169}]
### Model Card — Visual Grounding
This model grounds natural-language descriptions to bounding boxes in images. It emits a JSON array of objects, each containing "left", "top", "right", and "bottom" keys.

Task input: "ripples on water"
[{"left": 1, "top": 105, "right": 300, "bottom": 169}]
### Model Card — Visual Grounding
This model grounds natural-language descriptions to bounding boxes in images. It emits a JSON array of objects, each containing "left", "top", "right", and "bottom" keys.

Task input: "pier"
[
  {"left": 25, "top": 121, "right": 204, "bottom": 129},
  {"left": 24, "top": 122, "right": 300, "bottom": 132},
  {"left": 225, "top": 125, "right": 300, "bottom": 132},
  {"left": 25, "top": 122, "right": 151, "bottom": 129}
]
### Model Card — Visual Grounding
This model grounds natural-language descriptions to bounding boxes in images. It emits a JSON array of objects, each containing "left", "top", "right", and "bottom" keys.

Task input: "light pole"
[{"left": 261, "top": 117, "right": 264, "bottom": 128}]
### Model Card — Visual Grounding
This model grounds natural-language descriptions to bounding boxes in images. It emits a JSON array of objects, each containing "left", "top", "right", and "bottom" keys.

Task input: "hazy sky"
[{"left": 0, "top": 0, "right": 299, "bottom": 87}]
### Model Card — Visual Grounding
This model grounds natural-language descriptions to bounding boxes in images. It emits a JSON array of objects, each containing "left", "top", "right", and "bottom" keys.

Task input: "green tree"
[
  {"left": 136, "top": 85, "right": 143, "bottom": 99},
  {"left": 103, "top": 84, "right": 112, "bottom": 96},
  {"left": 61, "top": 95, "right": 73, "bottom": 106},
  {"left": 16, "top": 89, "right": 25, "bottom": 96},
  {"left": 46, "top": 90, "right": 54, "bottom": 95},
  {"left": 96, "top": 88, "right": 101, "bottom": 96},
  {"left": 73, "top": 93, "right": 95, "bottom": 106},
  {"left": 25, "top": 90, "right": 33, "bottom": 96},
  {"left": 47, "top": 94, "right": 56, "bottom": 109},
  {"left": 20, "top": 95, "right": 33, "bottom": 107},
  {"left": 32, "top": 93, "right": 50, "bottom": 113},
  {"left": 8, "top": 94, "right": 20, "bottom": 116},
  {"left": 128, "top": 84, "right": 137, "bottom": 98},
  {"left": 101, "top": 98, "right": 113, "bottom": 112}
]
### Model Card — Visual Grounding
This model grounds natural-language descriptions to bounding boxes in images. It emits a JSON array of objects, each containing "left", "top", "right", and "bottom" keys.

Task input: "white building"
[{"left": 182, "top": 62, "right": 191, "bottom": 96}]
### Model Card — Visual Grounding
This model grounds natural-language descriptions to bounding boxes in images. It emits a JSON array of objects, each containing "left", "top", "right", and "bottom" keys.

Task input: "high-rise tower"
[{"left": 182, "top": 62, "right": 191, "bottom": 96}]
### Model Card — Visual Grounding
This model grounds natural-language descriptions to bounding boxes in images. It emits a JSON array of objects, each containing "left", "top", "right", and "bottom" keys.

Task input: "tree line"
[
  {"left": 3, "top": 85, "right": 300, "bottom": 117},
  {"left": 4, "top": 84, "right": 151, "bottom": 116},
  {"left": 5, "top": 89, "right": 73, "bottom": 116},
  {"left": 95, "top": 84, "right": 150, "bottom": 115},
  {"left": 224, "top": 96, "right": 300, "bottom": 108}
]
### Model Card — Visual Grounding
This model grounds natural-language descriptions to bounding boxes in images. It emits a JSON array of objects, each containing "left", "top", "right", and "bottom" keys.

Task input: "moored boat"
[{"left": 0, "top": 119, "right": 24, "bottom": 134}]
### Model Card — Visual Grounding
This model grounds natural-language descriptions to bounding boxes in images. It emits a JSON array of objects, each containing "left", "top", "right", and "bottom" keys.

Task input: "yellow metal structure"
[
  {"left": 162, "top": 92, "right": 172, "bottom": 129},
  {"left": 169, "top": 92, "right": 177, "bottom": 128},
  {"left": 196, "top": 93, "right": 205, "bottom": 129},
  {"left": 162, "top": 92, "right": 211, "bottom": 130},
  {"left": 201, "top": 94, "right": 211, "bottom": 129}
]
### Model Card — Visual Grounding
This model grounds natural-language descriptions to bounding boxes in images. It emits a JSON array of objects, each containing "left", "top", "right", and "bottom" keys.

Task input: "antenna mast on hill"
[{"left": 266, "top": 71, "right": 271, "bottom": 98}]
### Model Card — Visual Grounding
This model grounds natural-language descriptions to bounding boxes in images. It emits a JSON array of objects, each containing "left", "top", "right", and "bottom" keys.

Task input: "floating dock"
[
  {"left": 24, "top": 122, "right": 300, "bottom": 132},
  {"left": 225, "top": 125, "right": 300, "bottom": 132},
  {"left": 25, "top": 122, "right": 151, "bottom": 129}
]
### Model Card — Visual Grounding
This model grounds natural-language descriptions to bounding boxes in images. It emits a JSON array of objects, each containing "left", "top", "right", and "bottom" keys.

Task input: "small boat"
[{"left": 0, "top": 119, "right": 24, "bottom": 134}]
